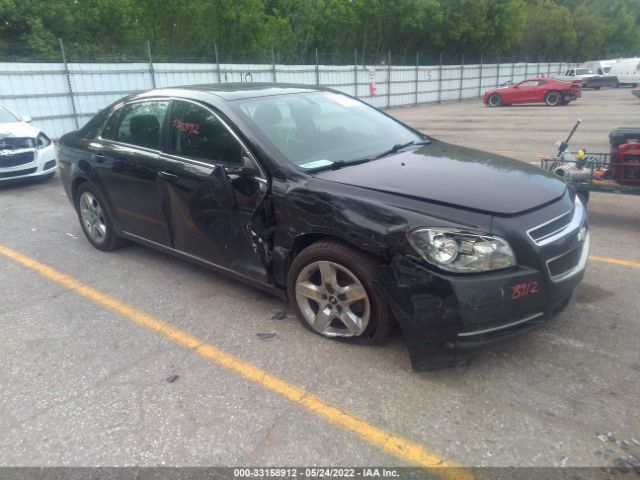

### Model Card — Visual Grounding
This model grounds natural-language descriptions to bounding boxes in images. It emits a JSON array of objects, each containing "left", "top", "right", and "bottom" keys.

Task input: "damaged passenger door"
[{"left": 159, "top": 100, "right": 270, "bottom": 283}]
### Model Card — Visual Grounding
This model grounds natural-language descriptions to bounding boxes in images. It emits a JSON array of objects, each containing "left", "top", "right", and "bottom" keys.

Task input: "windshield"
[
  {"left": 575, "top": 69, "right": 593, "bottom": 75},
  {"left": 0, "top": 106, "right": 19, "bottom": 124},
  {"left": 233, "top": 91, "right": 423, "bottom": 170}
]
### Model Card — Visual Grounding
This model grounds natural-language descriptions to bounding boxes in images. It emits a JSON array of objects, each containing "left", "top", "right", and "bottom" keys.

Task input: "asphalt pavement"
[{"left": 1, "top": 87, "right": 639, "bottom": 474}]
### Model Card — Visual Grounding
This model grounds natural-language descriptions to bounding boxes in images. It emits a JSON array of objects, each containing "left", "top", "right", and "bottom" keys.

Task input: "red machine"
[{"left": 609, "top": 128, "right": 640, "bottom": 184}]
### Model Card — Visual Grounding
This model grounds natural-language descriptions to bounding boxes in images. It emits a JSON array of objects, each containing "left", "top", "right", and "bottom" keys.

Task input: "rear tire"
[
  {"left": 75, "top": 184, "right": 125, "bottom": 251},
  {"left": 487, "top": 93, "right": 502, "bottom": 107},
  {"left": 287, "top": 240, "right": 394, "bottom": 344},
  {"left": 544, "top": 91, "right": 562, "bottom": 106}
]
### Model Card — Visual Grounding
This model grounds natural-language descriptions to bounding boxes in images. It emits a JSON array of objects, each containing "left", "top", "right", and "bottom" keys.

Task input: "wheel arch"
[
  {"left": 273, "top": 232, "right": 390, "bottom": 289},
  {"left": 289, "top": 232, "right": 388, "bottom": 264},
  {"left": 71, "top": 175, "right": 89, "bottom": 203}
]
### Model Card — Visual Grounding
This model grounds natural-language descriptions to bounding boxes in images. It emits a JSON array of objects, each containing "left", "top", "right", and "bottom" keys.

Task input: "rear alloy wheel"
[
  {"left": 488, "top": 93, "right": 502, "bottom": 107},
  {"left": 287, "top": 240, "right": 394, "bottom": 344},
  {"left": 544, "top": 91, "right": 562, "bottom": 106},
  {"left": 75, "top": 184, "right": 125, "bottom": 251}
]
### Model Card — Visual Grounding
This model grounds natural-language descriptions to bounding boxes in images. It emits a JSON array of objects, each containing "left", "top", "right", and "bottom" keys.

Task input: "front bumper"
[
  {"left": 0, "top": 144, "right": 57, "bottom": 183},
  {"left": 375, "top": 227, "right": 589, "bottom": 371}
]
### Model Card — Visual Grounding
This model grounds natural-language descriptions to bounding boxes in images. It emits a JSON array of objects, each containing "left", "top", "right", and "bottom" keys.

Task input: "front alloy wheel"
[
  {"left": 488, "top": 93, "right": 502, "bottom": 107},
  {"left": 295, "top": 260, "right": 370, "bottom": 337},
  {"left": 287, "top": 240, "right": 394, "bottom": 343}
]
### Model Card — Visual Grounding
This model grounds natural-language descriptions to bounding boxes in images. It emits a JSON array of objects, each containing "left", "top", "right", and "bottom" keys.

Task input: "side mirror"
[
  {"left": 226, "top": 155, "right": 255, "bottom": 178},
  {"left": 21, "top": 116, "right": 32, "bottom": 123}
]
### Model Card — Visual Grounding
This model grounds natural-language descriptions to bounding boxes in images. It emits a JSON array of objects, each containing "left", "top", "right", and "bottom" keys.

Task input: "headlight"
[
  {"left": 407, "top": 228, "right": 516, "bottom": 273},
  {"left": 36, "top": 133, "right": 51, "bottom": 149}
]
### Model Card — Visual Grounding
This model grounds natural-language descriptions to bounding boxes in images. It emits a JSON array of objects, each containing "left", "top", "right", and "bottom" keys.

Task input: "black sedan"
[{"left": 58, "top": 84, "right": 589, "bottom": 370}]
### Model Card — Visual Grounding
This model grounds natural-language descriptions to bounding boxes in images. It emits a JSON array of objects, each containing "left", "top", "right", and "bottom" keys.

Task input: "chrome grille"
[
  {"left": 527, "top": 196, "right": 585, "bottom": 247},
  {"left": 0, "top": 151, "right": 35, "bottom": 168},
  {"left": 528, "top": 209, "right": 572, "bottom": 244},
  {"left": 548, "top": 244, "right": 583, "bottom": 278},
  {"left": 546, "top": 231, "right": 590, "bottom": 283}
]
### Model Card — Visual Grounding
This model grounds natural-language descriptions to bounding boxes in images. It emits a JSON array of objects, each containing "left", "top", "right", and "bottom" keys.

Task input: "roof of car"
[{"left": 149, "top": 83, "right": 326, "bottom": 101}]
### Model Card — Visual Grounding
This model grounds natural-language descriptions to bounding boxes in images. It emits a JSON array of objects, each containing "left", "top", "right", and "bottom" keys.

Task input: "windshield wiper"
[
  {"left": 374, "top": 140, "right": 431, "bottom": 159},
  {"left": 305, "top": 157, "right": 372, "bottom": 173}
]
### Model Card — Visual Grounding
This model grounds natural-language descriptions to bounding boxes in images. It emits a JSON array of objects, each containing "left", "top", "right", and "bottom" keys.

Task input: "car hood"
[
  {"left": 312, "top": 140, "right": 566, "bottom": 215},
  {"left": 0, "top": 122, "right": 40, "bottom": 139}
]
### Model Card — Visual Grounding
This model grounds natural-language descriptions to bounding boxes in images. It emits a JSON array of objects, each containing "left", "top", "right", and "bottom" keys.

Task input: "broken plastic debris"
[
  {"left": 257, "top": 331, "right": 277, "bottom": 340},
  {"left": 166, "top": 374, "right": 179, "bottom": 383},
  {"left": 560, "top": 456, "right": 568, "bottom": 467},
  {"left": 271, "top": 310, "right": 286, "bottom": 320},
  {"left": 65, "top": 233, "right": 77, "bottom": 239}
]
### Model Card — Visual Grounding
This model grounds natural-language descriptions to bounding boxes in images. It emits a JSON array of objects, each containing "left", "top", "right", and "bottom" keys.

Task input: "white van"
[
  {"left": 607, "top": 58, "right": 640, "bottom": 86},
  {"left": 581, "top": 59, "right": 615, "bottom": 76}
]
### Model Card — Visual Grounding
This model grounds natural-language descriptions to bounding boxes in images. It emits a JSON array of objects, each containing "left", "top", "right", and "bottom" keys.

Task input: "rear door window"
[{"left": 103, "top": 101, "right": 169, "bottom": 150}]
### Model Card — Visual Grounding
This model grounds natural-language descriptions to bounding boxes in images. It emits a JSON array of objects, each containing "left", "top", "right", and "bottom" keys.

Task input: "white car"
[{"left": 0, "top": 105, "right": 57, "bottom": 183}]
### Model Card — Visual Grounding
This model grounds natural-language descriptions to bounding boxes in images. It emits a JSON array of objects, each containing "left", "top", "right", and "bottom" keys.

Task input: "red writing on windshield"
[{"left": 172, "top": 118, "right": 199, "bottom": 135}]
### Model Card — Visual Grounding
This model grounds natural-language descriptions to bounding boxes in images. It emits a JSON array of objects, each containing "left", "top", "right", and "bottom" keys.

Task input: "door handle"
[
  {"left": 158, "top": 170, "right": 179, "bottom": 181},
  {"left": 94, "top": 152, "right": 105, "bottom": 163}
]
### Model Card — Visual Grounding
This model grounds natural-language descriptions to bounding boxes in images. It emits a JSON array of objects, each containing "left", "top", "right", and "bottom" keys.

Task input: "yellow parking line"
[
  {"left": 589, "top": 255, "right": 640, "bottom": 269},
  {"left": 0, "top": 244, "right": 474, "bottom": 480}
]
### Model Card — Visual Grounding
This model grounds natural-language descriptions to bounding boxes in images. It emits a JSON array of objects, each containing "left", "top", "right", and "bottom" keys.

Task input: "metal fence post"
[
  {"left": 537, "top": 55, "right": 541, "bottom": 76},
  {"left": 511, "top": 55, "right": 516, "bottom": 83},
  {"left": 354, "top": 49, "right": 358, "bottom": 97},
  {"left": 315, "top": 48, "right": 320, "bottom": 86},
  {"left": 559, "top": 55, "right": 563, "bottom": 75},
  {"left": 146, "top": 40, "right": 156, "bottom": 88},
  {"left": 387, "top": 50, "right": 391, "bottom": 108},
  {"left": 525, "top": 54, "right": 529, "bottom": 78},
  {"left": 214, "top": 44, "right": 221, "bottom": 83},
  {"left": 547, "top": 55, "right": 551, "bottom": 77},
  {"left": 495, "top": 55, "right": 501, "bottom": 87},
  {"left": 478, "top": 54, "right": 483, "bottom": 98},
  {"left": 271, "top": 45, "right": 277, "bottom": 83},
  {"left": 59, "top": 38, "right": 79, "bottom": 129},
  {"left": 458, "top": 54, "right": 464, "bottom": 102},
  {"left": 438, "top": 53, "right": 443, "bottom": 103},
  {"left": 415, "top": 52, "right": 419, "bottom": 106}
]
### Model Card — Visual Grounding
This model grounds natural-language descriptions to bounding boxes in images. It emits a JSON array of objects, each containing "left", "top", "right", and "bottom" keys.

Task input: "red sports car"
[{"left": 483, "top": 77, "right": 582, "bottom": 107}]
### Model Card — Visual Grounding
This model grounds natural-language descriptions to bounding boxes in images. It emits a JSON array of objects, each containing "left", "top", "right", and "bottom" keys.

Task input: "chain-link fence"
[{"left": 0, "top": 40, "right": 577, "bottom": 138}]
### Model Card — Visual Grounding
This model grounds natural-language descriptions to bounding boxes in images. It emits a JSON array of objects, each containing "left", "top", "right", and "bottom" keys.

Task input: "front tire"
[
  {"left": 75, "top": 184, "right": 125, "bottom": 251},
  {"left": 287, "top": 240, "right": 394, "bottom": 344},
  {"left": 487, "top": 93, "right": 502, "bottom": 107},
  {"left": 545, "top": 91, "right": 562, "bottom": 106}
]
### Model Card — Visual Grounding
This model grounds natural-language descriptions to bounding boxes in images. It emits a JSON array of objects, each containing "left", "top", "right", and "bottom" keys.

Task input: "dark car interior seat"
[
  {"left": 253, "top": 103, "right": 282, "bottom": 128},
  {"left": 129, "top": 115, "right": 160, "bottom": 149}
]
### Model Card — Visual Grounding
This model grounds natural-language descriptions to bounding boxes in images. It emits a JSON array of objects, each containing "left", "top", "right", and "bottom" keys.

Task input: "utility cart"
[{"left": 541, "top": 120, "right": 640, "bottom": 201}]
